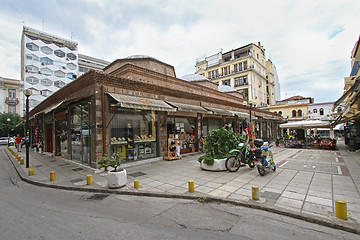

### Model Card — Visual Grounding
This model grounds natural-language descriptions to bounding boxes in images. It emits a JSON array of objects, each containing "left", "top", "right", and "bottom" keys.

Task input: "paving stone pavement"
[{"left": 4, "top": 140, "right": 360, "bottom": 234}]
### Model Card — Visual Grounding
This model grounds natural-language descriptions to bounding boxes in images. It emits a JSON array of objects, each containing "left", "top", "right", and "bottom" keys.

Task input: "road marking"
[
  {"left": 337, "top": 166, "right": 342, "bottom": 175},
  {"left": 312, "top": 166, "right": 316, "bottom": 169},
  {"left": 292, "top": 154, "right": 297, "bottom": 159},
  {"left": 279, "top": 161, "right": 288, "bottom": 168},
  {"left": 304, "top": 165, "right": 307, "bottom": 168},
  {"left": 335, "top": 157, "right": 339, "bottom": 162}
]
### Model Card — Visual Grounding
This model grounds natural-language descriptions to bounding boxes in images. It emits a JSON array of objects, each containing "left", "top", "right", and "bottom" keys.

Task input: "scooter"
[
  {"left": 252, "top": 139, "right": 276, "bottom": 176},
  {"left": 225, "top": 142, "right": 255, "bottom": 172}
]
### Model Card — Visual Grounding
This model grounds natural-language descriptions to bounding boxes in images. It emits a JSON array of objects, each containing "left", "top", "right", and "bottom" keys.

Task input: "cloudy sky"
[{"left": 0, "top": 0, "right": 359, "bottom": 103}]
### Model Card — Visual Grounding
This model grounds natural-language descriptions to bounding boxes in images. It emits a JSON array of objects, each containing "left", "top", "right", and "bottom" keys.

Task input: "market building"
[{"left": 27, "top": 56, "right": 281, "bottom": 168}]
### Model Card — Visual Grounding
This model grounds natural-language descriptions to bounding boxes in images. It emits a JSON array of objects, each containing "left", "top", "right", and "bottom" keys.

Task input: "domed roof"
[
  {"left": 218, "top": 85, "right": 236, "bottom": 92},
  {"left": 125, "top": 55, "right": 158, "bottom": 61},
  {"left": 180, "top": 74, "right": 209, "bottom": 82}
]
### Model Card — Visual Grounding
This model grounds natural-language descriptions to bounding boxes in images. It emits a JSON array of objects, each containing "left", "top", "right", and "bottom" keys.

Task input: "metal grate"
[
  {"left": 128, "top": 171, "right": 147, "bottom": 177},
  {"left": 33, "top": 164, "right": 42, "bottom": 168},
  {"left": 262, "top": 191, "right": 281, "bottom": 200},
  {"left": 58, "top": 163, "right": 70, "bottom": 167},
  {"left": 86, "top": 194, "right": 109, "bottom": 201},
  {"left": 70, "top": 178, "right": 84, "bottom": 183},
  {"left": 72, "top": 167, "right": 84, "bottom": 172}
]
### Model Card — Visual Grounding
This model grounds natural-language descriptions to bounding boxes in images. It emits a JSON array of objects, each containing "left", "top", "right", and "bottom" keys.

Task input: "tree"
[{"left": 0, "top": 113, "right": 24, "bottom": 137}]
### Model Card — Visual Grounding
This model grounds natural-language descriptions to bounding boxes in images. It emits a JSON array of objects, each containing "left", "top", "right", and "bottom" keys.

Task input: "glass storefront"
[
  {"left": 167, "top": 117, "right": 196, "bottom": 154},
  {"left": 71, "top": 103, "right": 91, "bottom": 165},
  {"left": 55, "top": 120, "right": 68, "bottom": 157},
  {"left": 110, "top": 108, "right": 157, "bottom": 161},
  {"left": 202, "top": 118, "right": 221, "bottom": 136}
]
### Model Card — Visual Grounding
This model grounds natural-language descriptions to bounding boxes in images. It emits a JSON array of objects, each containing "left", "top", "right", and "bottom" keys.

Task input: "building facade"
[
  {"left": 21, "top": 26, "right": 79, "bottom": 110},
  {"left": 308, "top": 102, "right": 338, "bottom": 120},
  {"left": 78, "top": 54, "right": 111, "bottom": 76},
  {"left": 195, "top": 42, "right": 278, "bottom": 107},
  {"left": 27, "top": 56, "right": 281, "bottom": 168},
  {"left": 265, "top": 59, "right": 280, "bottom": 104},
  {"left": 0, "top": 77, "right": 24, "bottom": 114}
]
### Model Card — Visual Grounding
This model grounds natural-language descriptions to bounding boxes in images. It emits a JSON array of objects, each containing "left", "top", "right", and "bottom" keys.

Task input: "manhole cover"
[
  {"left": 86, "top": 194, "right": 109, "bottom": 200},
  {"left": 58, "top": 163, "right": 69, "bottom": 166},
  {"left": 262, "top": 191, "right": 281, "bottom": 200},
  {"left": 70, "top": 178, "right": 84, "bottom": 183},
  {"left": 128, "top": 171, "right": 147, "bottom": 177},
  {"left": 72, "top": 167, "right": 84, "bottom": 172}
]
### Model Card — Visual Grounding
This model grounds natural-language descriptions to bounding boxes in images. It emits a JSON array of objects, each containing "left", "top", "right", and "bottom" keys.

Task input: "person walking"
[{"left": 15, "top": 134, "right": 22, "bottom": 152}]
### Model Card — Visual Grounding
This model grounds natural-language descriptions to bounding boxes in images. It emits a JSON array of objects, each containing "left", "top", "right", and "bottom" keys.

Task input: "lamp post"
[
  {"left": 24, "top": 89, "right": 32, "bottom": 168},
  {"left": 7, "top": 118, "right": 10, "bottom": 146},
  {"left": 243, "top": 100, "right": 256, "bottom": 143}
]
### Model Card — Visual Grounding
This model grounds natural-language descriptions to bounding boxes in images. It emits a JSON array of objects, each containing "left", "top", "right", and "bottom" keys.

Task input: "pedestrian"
[{"left": 15, "top": 134, "right": 22, "bottom": 152}]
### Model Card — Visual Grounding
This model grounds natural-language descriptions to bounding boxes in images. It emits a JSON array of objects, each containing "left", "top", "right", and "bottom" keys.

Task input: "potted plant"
[
  {"left": 98, "top": 152, "right": 127, "bottom": 188},
  {"left": 275, "top": 138, "right": 280, "bottom": 147},
  {"left": 198, "top": 128, "right": 242, "bottom": 171}
]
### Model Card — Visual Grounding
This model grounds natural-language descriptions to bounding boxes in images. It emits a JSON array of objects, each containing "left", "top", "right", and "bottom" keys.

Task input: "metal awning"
[
  {"left": 229, "top": 111, "right": 249, "bottom": 119},
  {"left": 108, "top": 93, "right": 176, "bottom": 112},
  {"left": 280, "top": 120, "right": 331, "bottom": 129},
  {"left": 166, "top": 102, "right": 211, "bottom": 113},
  {"left": 41, "top": 101, "right": 64, "bottom": 114},
  {"left": 203, "top": 107, "right": 234, "bottom": 116}
]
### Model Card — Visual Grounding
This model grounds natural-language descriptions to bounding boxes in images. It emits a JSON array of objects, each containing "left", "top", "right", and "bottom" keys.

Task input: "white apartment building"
[
  {"left": 308, "top": 102, "right": 340, "bottom": 121},
  {"left": 78, "top": 54, "right": 111, "bottom": 77},
  {"left": 21, "top": 26, "right": 79, "bottom": 110}
]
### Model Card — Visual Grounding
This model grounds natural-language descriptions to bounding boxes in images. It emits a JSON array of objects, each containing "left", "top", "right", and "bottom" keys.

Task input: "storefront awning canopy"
[
  {"left": 203, "top": 107, "right": 234, "bottom": 116},
  {"left": 229, "top": 111, "right": 249, "bottom": 119},
  {"left": 280, "top": 120, "right": 331, "bottom": 129},
  {"left": 166, "top": 102, "right": 211, "bottom": 114},
  {"left": 108, "top": 93, "right": 176, "bottom": 112}
]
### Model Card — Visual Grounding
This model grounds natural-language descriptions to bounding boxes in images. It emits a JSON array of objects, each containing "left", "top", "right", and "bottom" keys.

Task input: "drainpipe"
[{"left": 102, "top": 85, "right": 106, "bottom": 155}]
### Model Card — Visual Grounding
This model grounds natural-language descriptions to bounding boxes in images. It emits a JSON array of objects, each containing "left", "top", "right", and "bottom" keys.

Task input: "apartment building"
[
  {"left": 78, "top": 54, "right": 111, "bottom": 77},
  {"left": 265, "top": 59, "right": 280, "bottom": 105},
  {"left": 0, "top": 77, "right": 24, "bottom": 114},
  {"left": 21, "top": 26, "right": 79, "bottom": 110},
  {"left": 195, "top": 42, "right": 277, "bottom": 107}
]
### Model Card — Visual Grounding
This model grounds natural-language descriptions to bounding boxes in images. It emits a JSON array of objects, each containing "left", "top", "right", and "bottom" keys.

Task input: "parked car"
[{"left": 0, "top": 137, "right": 15, "bottom": 146}]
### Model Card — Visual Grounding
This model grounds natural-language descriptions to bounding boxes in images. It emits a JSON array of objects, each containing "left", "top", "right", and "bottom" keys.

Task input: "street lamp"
[
  {"left": 7, "top": 118, "right": 10, "bottom": 146},
  {"left": 24, "top": 89, "right": 32, "bottom": 168},
  {"left": 243, "top": 100, "right": 256, "bottom": 143}
]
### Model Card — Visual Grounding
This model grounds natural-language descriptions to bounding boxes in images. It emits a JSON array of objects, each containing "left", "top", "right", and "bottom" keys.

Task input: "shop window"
[
  {"left": 167, "top": 117, "right": 196, "bottom": 154},
  {"left": 54, "top": 50, "right": 65, "bottom": 58},
  {"left": 41, "top": 46, "right": 53, "bottom": 55},
  {"left": 320, "top": 108, "right": 324, "bottom": 115},
  {"left": 292, "top": 110, "right": 296, "bottom": 117},
  {"left": 110, "top": 108, "right": 157, "bottom": 161},
  {"left": 26, "top": 43, "right": 39, "bottom": 51},
  {"left": 71, "top": 103, "right": 91, "bottom": 164}
]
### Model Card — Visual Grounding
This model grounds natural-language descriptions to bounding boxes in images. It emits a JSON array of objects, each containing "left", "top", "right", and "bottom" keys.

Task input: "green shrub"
[{"left": 198, "top": 128, "right": 244, "bottom": 166}]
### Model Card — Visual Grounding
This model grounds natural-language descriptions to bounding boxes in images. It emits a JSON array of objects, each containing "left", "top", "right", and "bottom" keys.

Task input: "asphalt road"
[{"left": 0, "top": 148, "right": 357, "bottom": 240}]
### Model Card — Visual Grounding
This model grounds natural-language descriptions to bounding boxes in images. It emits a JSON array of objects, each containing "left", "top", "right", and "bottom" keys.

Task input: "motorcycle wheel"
[
  {"left": 257, "top": 165, "right": 266, "bottom": 176},
  {"left": 248, "top": 159, "right": 255, "bottom": 168},
  {"left": 225, "top": 155, "right": 241, "bottom": 172},
  {"left": 272, "top": 164, "right": 276, "bottom": 171}
]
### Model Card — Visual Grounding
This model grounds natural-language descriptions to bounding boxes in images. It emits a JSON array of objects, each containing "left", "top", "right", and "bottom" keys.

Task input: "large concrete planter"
[
  {"left": 107, "top": 169, "right": 127, "bottom": 188},
  {"left": 200, "top": 158, "right": 227, "bottom": 171}
]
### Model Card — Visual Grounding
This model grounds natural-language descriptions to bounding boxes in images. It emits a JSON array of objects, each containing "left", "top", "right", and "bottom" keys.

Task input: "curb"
[{"left": 4, "top": 148, "right": 360, "bottom": 235}]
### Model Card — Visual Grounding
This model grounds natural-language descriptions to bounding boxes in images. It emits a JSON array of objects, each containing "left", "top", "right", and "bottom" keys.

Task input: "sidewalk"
[{"left": 4, "top": 141, "right": 360, "bottom": 234}]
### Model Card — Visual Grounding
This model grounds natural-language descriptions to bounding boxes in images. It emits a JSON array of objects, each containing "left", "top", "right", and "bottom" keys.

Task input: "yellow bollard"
[
  {"left": 134, "top": 180, "right": 140, "bottom": 189},
  {"left": 188, "top": 180, "right": 194, "bottom": 192},
  {"left": 252, "top": 186, "right": 259, "bottom": 200},
  {"left": 29, "top": 168, "right": 34, "bottom": 176},
  {"left": 86, "top": 175, "right": 92, "bottom": 185},
  {"left": 19, "top": 158, "right": 24, "bottom": 165},
  {"left": 335, "top": 200, "right": 347, "bottom": 220},
  {"left": 50, "top": 171, "right": 56, "bottom": 181}
]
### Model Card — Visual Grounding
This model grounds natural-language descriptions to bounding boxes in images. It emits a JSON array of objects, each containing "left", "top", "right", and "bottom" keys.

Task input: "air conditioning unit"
[
  {"left": 38, "top": 71, "right": 41, "bottom": 74},
  {"left": 41, "top": 63, "right": 45, "bottom": 66},
  {"left": 62, "top": 66, "right": 66, "bottom": 69},
  {"left": 66, "top": 58, "right": 69, "bottom": 61}
]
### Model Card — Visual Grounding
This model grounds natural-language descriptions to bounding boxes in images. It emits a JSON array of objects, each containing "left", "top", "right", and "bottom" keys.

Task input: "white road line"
[
  {"left": 279, "top": 161, "right": 289, "bottom": 168},
  {"left": 337, "top": 166, "right": 342, "bottom": 175},
  {"left": 292, "top": 154, "right": 297, "bottom": 159},
  {"left": 335, "top": 157, "right": 339, "bottom": 162}
]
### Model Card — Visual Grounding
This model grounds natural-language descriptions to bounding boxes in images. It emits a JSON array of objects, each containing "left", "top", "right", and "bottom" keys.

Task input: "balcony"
[{"left": 6, "top": 97, "right": 19, "bottom": 105}]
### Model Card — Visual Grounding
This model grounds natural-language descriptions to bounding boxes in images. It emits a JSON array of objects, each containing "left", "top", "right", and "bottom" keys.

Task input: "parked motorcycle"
[
  {"left": 252, "top": 139, "right": 276, "bottom": 176},
  {"left": 225, "top": 142, "right": 255, "bottom": 172}
]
